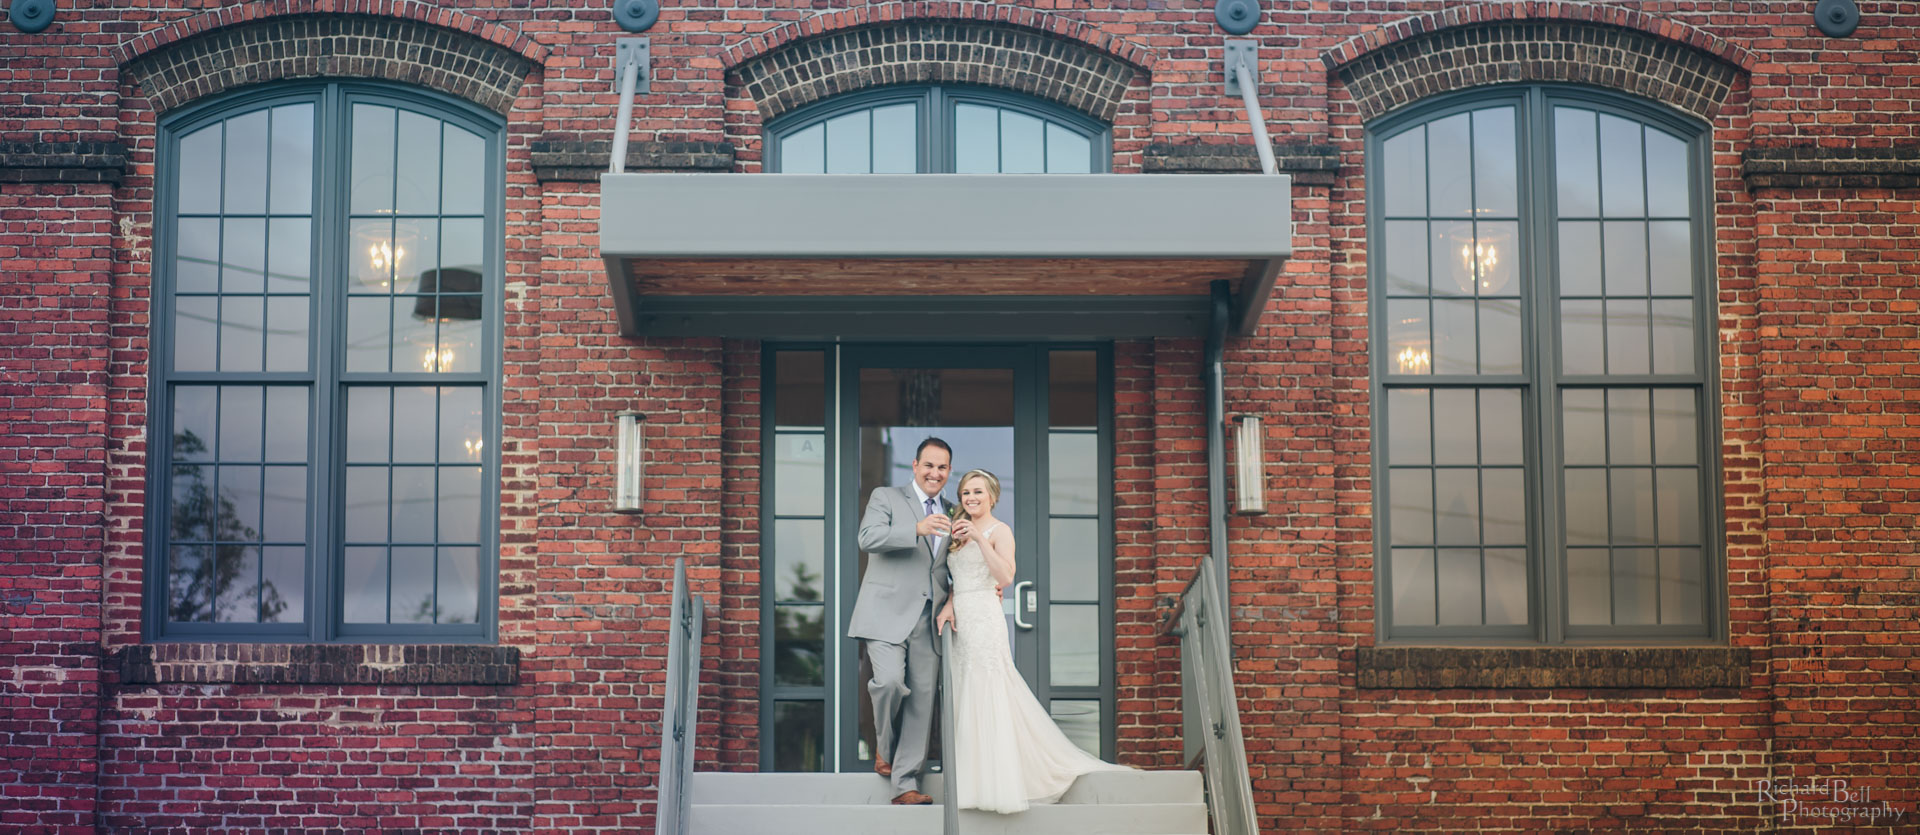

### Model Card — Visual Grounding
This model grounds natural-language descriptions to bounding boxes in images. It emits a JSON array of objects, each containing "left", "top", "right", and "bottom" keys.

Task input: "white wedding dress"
[{"left": 946, "top": 522, "right": 1131, "bottom": 813}]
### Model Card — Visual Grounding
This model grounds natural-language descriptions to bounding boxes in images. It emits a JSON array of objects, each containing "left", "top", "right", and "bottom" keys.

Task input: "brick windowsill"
[
  {"left": 1356, "top": 646, "right": 1751, "bottom": 690},
  {"left": 119, "top": 643, "right": 520, "bottom": 686}
]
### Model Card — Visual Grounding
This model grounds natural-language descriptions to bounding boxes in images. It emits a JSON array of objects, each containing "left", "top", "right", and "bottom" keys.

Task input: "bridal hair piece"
[{"left": 949, "top": 469, "right": 1001, "bottom": 552}]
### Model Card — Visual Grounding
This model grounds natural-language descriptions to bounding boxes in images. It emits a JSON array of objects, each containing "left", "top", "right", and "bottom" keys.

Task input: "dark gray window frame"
[
  {"left": 143, "top": 81, "right": 506, "bottom": 643},
  {"left": 1366, "top": 85, "right": 1726, "bottom": 646},
  {"left": 766, "top": 85, "right": 1112, "bottom": 173},
  {"left": 758, "top": 343, "right": 1118, "bottom": 770}
]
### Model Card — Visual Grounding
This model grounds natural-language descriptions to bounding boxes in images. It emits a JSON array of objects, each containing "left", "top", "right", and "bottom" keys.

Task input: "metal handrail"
[
  {"left": 1176, "top": 555, "right": 1257, "bottom": 835},
  {"left": 655, "top": 557, "right": 704, "bottom": 835},
  {"left": 939, "top": 626, "right": 959, "bottom": 835}
]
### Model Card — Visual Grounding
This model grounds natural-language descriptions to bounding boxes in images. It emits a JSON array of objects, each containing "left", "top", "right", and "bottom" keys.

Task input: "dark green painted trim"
[{"left": 636, "top": 297, "right": 1210, "bottom": 340}]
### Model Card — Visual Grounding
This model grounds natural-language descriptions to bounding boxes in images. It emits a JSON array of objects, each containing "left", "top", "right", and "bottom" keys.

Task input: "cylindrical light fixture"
[
  {"left": 614, "top": 411, "right": 645, "bottom": 513},
  {"left": 1234, "top": 415, "right": 1265, "bottom": 514}
]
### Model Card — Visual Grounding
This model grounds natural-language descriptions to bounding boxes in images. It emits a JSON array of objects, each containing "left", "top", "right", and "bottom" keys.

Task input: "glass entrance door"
[{"left": 759, "top": 345, "right": 1114, "bottom": 773}]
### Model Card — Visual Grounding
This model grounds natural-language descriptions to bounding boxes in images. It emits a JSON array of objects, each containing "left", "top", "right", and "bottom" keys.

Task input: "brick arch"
[
  {"left": 120, "top": 12, "right": 542, "bottom": 116},
  {"left": 1324, "top": 3, "right": 1750, "bottom": 123},
  {"left": 725, "top": 10, "right": 1151, "bottom": 124}
]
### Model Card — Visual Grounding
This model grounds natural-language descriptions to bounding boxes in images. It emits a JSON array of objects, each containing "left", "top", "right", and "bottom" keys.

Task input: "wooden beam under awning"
[{"left": 598, "top": 173, "right": 1291, "bottom": 340}]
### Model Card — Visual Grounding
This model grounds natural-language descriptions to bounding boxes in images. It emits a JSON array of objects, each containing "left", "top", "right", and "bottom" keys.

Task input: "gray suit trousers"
[{"left": 865, "top": 601, "right": 938, "bottom": 795}]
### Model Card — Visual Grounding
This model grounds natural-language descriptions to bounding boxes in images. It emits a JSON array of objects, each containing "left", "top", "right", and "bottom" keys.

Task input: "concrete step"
[
  {"left": 689, "top": 801, "right": 1206, "bottom": 835},
  {"left": 689, "top": 769, "right": 1202, "bottom": 806}
]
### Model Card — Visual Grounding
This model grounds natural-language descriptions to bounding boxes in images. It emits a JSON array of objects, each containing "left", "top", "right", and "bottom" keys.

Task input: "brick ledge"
[
  {"left": 1742, "top": 144, "right": 1920, "bottom": 189},
  {"left": 119, "top": 643, "right": 519, "bottom": 686},
  {"left": 1357, "top": 646, "right": 1750, "bottom": 690}
]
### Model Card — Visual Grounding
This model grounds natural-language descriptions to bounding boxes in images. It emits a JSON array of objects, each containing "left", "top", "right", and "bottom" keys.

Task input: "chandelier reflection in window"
[
  {"left": 1450, "top": 225, "right": 1513, "bottom": 295},
  {"left": 412, "top": 267, "right": 482, "bottom": 372}
]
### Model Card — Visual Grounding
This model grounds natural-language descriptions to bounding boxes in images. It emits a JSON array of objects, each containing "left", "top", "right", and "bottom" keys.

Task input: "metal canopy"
[{"left": 598, "top": 173, "right": 1291, "bottom": 339}]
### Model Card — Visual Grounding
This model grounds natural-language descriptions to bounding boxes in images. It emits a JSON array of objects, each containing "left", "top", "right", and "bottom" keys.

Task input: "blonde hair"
[{"left": 948, "top": 469, "right": 1001, "bottom": 552}]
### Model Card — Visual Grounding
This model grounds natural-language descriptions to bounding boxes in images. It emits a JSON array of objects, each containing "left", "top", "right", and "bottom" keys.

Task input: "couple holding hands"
[{"left": 848, "top": 437, "right": 1128, "bottom": 814}]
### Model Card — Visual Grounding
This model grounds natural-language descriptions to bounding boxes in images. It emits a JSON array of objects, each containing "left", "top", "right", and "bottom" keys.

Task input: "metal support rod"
[
  {"left": 1206, "top": 280, "right": 1231, "bottom": 603},
  {"left": 611, "top": 48, "right": 643, "bottom": 174},
  {"left": 1232, "top": 59, "right": 1278, "bottom": 176}
]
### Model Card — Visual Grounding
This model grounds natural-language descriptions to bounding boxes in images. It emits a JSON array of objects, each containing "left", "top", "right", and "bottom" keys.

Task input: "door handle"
[{"left": 1011, "top": 580, "right": 1035, "bottom": 630}]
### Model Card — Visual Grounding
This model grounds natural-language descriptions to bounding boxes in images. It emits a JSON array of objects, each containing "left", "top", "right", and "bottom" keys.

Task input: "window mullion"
[
  {"left": 1527, "top": 87, "right": 1567, "bottom": 645},
  {"left": 312, "top": 83, "right": 346, "bottom": 643}
]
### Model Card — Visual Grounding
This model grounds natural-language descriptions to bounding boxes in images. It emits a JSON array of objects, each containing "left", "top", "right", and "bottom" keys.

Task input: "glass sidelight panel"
[{"left": 767, "top": 351, "right": 830, "bottom": 770}]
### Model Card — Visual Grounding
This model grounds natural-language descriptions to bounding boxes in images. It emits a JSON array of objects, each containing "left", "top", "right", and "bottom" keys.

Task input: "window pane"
[
  {"left": 775, "top": 351, "right": 826, "bottom": 427},
  {"left": 346, "top": 387, "right": 391, "bottom": 462},
  {"left": 1558, "top": 221, "right": 1602, "bottom": 297},
  {"left": 178, "top": 126, "right": 223, "bottom": 215},
  {"left": 1475, "top": 220, "right": 1518, "bottom": 296},
  {"left": 268, "top": 104, "right": 316, "bottom": 215},
  {"left": 773, "top": 701, "right": 825, "bottom": 772},
  {"left": 1388, "top": 468, "right": 1433, "bottom": 546},
  {"left": 349, "top": 218, "right": 397, "bottom": 295},
  {"left": 1554, "top": 107, "right": 1600, "bottom": 218},
  {"left": 350, "top": 104, "right": 397, "bottom": 215},
  {"left": 1603, "top": 221, "right": 1648, "bottom": 296},
  {"left": 217, "top": 386, "right": 264, "bottom": 461},
  {"left": 825, "top": 110, "right": 871, "bottom": 174},
  {"left": 1386, "top": 389, "right": 1431, "bottom": 466},
  {"left": 1384, "top": 220, "right": 1429, "bottom": 296},
  {"left": 438, "top": 466, "right": 483, "bottom": 543},
  {"left": 1432, "top": 469, "right": 1480, "bottom": 544},
  {"left": 1045, "top": 123, "right": 1091, "bottom": 174},
  {"left": 774, "top": 519, "right": 825, "bottom": 602},
  {"left": 442, "top": 124, "right": 487, "bottom": 211},
  {"left": 1426, "top": 113, "right": 1472, "bottom": 218},
  {"left": 1563, "top": 469, "right": 1609, "bottom": 545},
  {"left": 775, "top": 433, "right": 826, "bottom": 517},
  {"left": 261, "top": 545, "right": 305, "bottom": 623},
  {"left": 344, "top": 466, "right": 389, "bottom": 542},
  {"left": 1479, "top": 388, "right": 1523, "bottom": 466},
  {"left": 1049, "top": 604, "right": 1098, "bottom": 687},
  {"left": 1391, "top": 548, "right": 1436, "bottom": 626},
  {"left": 220, "top": 218, "right": 267, "bottom": 293},
  {"left": 208, "top": 543, "right": 262, "bottom": 624},
  {"left": 393, "top": 217, "right": 438, "bottom": 296},
  {"left": 1000, "top": 110, "right": 1044, "bottom": 174},
  {"left": 1050, "top": 700, "right": 1102, "bottom": 757},
  {"left": 344, "top": 298, "right": 390, "bottom": 371},
  {"left": 1436, "top": 548, "right": 1481, "bottom": 626},
  {"left": 1652, "top": 390, "right": 1699, "bottom": 465},
  {"left": 1431, "top": 388, "right": 1476, "bottom": 466},
  {"left": 1561, "top": 389, "right": 1606, "bottom": 466},
  {"left": 392, "top": 386, "right": 437, "bottom": 463},
  {"left": 1567, "top": 549, "right": 1610, "bottom": 624},
  {"left": 266, "top": 218, "right": 311, "bottom": 294},
  {"left": 1435, "top": 220, "right": 1475, "bottom": 297},
  {"left": 1560, "top": 300, "right": 1605, "bottom": 375},
  {"left": 781, "top": 124, "right": 824, "bottom": 173},
  {"left": 262, "top": 465, "right": 307, "bottom": 542},
  {"left": 391, "top": 467, "right": 437, "bottom": 542},
  {"left": 1049, "top": 518, "right": 1098, "bottom": 601},
  {"left": 176, "top": 217, "right": 221, "bottom": 293},
  {"left": 1606, "top": 389, "right": 1653, "bottom": 466},
  {"left": 1648, "top": 221, "right": 1692, "bottom": 297},
  {"left": 1609, "top": 468, "right": 1656, "bottom": 545},
  {"left": 1484, "top": 548, "right": 1528, "bottom": 625},
  {"left": 1599, "top": 114, "right": 1646, "bottom": 217},
  {"left": 439, "top": 387, "right": 485, "bottom": 463},
  {"left": 1386, "top": 299, "right": 1431, "bottom": 375},
  {"left": 1481, "top": 468, "right": 1526, "bottom": 545},
  {"left": 219, "top": 465, "right": 262, "bottom": 537},
  {"left": 168, "top": 544, "right": 213, "bottom": 622},
  {"left": 1645, "top": 129, "right": 1690, "bottom": 217},
  {"left": 774, "top": 604, "right": 825, "bottom": 686},
  {"left": 1049, "top": 432, "right": 1097, "bottom": 515},
  {"left": 1612, "top": 547, "right": 1658, "bottom": 625},
  {"left": 873, "top": 104, "right": 918, "bottom": 174},
  {"left": 264, "top": 296, "right": 309, "bottom": 372},
  {"left": 1605, "top": 300, "right": 1651, "bottom": 375},
  {"left": 393, "top": 297, "right": 441, "bottom": 375},
  {"left": 218, "top": 296, "right": 264, "bottom": 372},
  {"left": 395, "top": 110, "right": 442, "bottom": 215},
  {"left": 1656, "top": 468, "right": 1702, "bottom": 544},
  {"left": 390, "top": 545, "right": 436, "bottom": 623},
  {"left": 1431, "top": 298, "right": 1477, "bottom": 375},
  {"left": 172, "top": 387, "right": 217, "bottom": 462},
  {"left": 1651, "top": 300, "right": 1696, "bottom": 375},
  {"left": 436, "top": 546, "right": 481, "bottom": 624},
  {"left": 955, "top": 104, "right": 998, "bottom": 173},
  {"left": 1479, "top": 299, "right": 1521, "bottom": 375},
  {"left": 1048, "top": 350, "right": 1098, "bottom": 429},
  {"left": 1382, "top": 127, "right": 1426, "bottom": 217},
  {"left": 343, "top": 546, "right": 387, "bottom": 623},
  {"left": 1471, "top": 107, "right": 1518, "bottom": 217},
  {"left": 174, "top": 297, "right": 218, "bottom": 372},
  {"left": 1660, "top": 548, "right": 1704, "bottom": 624},
  {"left": 223, "top": 110, "right": 270, "bottom": 216}
]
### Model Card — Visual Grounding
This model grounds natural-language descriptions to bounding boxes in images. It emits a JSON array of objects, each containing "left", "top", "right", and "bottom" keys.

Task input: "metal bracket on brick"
[
  {"left": 1223, "top": 39, "right": 1258, "bottom": 98},
  {"left": 615, "top": 37, "right": 652, "bottom": 96}
]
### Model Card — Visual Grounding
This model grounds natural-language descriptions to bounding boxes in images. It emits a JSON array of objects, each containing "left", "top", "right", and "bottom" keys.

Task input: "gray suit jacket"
[{"left": 848, "top": 485, "right": 951, "bottom": 644}]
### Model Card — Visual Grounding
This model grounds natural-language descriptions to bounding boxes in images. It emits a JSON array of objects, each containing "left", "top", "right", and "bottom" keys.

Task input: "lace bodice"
[{"left": 948, "top": 522, "right": 1002, "bottom": 596}]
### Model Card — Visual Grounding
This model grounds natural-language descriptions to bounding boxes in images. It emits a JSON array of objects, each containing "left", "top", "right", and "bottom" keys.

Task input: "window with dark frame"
[
  {"left": 768, "top": 86, "right": 1109, "bottom": 174},
  {"left": 148, "top": 83, "right": 502, "bottom": 642},
  {"left": 1371, "top": 86, "right": 1720, "bottom": 644}
]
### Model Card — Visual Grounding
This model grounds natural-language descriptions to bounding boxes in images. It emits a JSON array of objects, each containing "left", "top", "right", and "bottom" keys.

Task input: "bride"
[{"left": 935, "top": 469, "right": 1131, "bottom": 813}]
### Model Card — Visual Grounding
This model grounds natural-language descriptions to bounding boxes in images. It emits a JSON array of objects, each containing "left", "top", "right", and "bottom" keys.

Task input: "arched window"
[
  {"left": 148, "top": 83, "right": 502, "bottom": 641},
  {"left": 1369, "top": 87, "right": 1719, "bottom": 644},
  {"left": 768, "top": 86, "right": 1108, "bottom": 173}
]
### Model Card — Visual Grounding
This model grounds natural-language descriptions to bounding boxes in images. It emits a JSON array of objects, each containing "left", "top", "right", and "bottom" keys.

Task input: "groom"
[{"left": 849, "top": 437, "right": 953, "bottom": 806}]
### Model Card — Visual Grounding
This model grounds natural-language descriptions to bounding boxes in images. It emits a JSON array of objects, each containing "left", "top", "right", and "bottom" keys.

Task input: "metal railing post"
[{"left": 940, "top": 627, "right": 959, "bottom": 835}]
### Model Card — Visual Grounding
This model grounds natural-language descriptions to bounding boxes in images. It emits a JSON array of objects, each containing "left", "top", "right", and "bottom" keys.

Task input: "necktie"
[{"left": 924, "top": 497, "right": 938, "bottom": 554}]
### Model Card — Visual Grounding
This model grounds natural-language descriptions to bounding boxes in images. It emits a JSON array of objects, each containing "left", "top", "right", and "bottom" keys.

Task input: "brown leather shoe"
[
  {"left": 891, "top": 790, "right": 933, "bottom": 805},
  {"left": 874, "top": 757, "right": 891, "bottom": 777}
]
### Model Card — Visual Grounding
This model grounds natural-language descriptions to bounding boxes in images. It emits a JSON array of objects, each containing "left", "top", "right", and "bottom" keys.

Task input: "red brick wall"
[{"left": 1, "top": 0, "right": 1915, "bottom": 832}]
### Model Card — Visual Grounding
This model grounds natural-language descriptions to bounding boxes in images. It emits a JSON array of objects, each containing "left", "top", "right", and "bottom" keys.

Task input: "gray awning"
[{"left": 598, "top": 173, "right": 1291, "bottom": 339}]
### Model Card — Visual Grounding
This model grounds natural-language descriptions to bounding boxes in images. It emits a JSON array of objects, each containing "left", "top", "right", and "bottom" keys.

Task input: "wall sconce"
[
  {"left": 614, "top": 411, "right": 645, "bottom": 513},
  {"left": 1233, "top": 415, "right": 1265, "bottom": 514}
]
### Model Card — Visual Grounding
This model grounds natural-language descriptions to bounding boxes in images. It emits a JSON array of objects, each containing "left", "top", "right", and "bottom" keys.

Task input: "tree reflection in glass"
[{"left": 167, "top": 428, "right": 291, "bottom": 623}]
